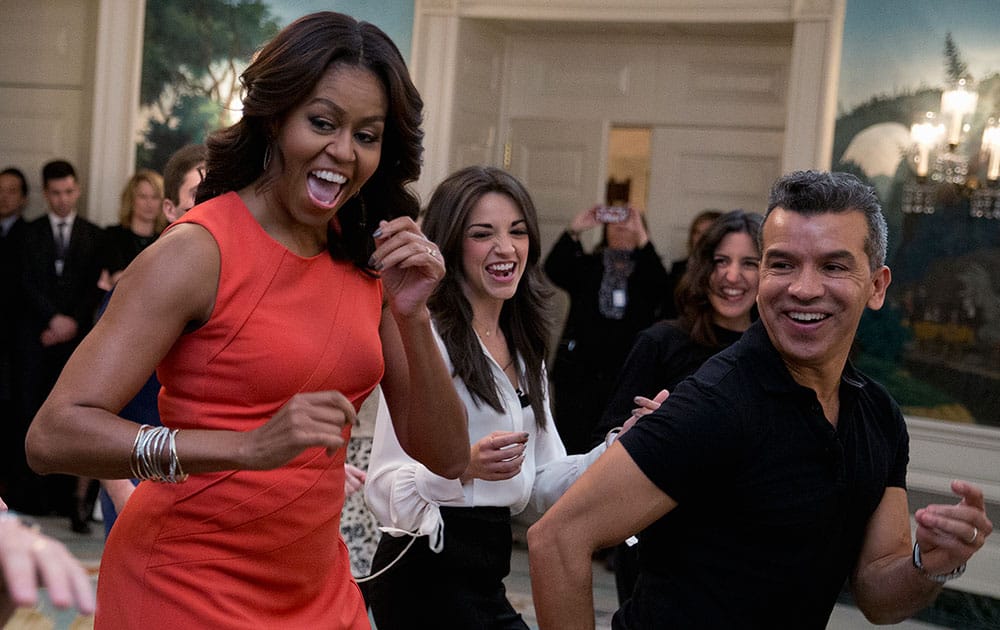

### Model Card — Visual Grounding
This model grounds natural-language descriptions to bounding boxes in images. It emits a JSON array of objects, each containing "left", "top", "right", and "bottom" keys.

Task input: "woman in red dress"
[{"left": 26, "top": 12, "right": 468, "bottom": 628}]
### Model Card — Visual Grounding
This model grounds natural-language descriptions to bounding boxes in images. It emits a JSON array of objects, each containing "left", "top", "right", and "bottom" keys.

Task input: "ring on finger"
[
  {"left": 967, "top": 526, "right": 979, "bottom": 544},
  {"left": 426, "top": 246, "right": 437, "bottom": 258}
]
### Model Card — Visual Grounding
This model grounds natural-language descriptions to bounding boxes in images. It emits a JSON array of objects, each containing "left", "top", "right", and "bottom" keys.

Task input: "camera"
[{"left": 595, "top": 205, "right": 630, "bottom": 223}]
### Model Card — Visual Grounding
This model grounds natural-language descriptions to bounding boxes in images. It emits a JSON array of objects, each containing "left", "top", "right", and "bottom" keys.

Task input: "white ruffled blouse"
[{"left": 364, "top": 324, "right": 605, "bottom": 551}]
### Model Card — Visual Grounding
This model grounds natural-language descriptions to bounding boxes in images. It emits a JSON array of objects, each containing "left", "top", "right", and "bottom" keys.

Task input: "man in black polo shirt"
[{"left": 528, "top": 170, "right": 993, "bottom": 629}]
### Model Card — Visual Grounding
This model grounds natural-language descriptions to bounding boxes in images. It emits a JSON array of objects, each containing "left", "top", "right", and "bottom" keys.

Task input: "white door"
[
  {"left": 647, "top": 127, "right": 784, "bottom": 263},
  {"left": 506, "top": 117, "right": 607, "bottom": 256}
]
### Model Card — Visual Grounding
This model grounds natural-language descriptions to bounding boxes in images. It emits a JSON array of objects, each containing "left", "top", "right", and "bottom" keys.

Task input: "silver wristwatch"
[{"left": 912, "top": 542, "right": 966, "bottom": 584}]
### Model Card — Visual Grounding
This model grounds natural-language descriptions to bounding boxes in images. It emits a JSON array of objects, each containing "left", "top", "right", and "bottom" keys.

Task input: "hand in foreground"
[
  {"left": 40, "top": 314, "right": 78, "bottom": 347},
  {"left": 618, "top": 389, "right": 669, "bottom": 439},
  {"left": 461, "top": 431, "right": 529, "bottom": 483},
  {"left": 0, "top": 512, "right": 95, "bottom": 623},
  {"left": 628, "top": 389, "right": 670, "bottom": 423},
  {"left": 344, "top": 464, "right": 366, "bottom": 496},
  {"left": 912, "top": 480, "right": 993, "bottom": 576},
  {"left": 370, "top": 218, "right": 445, "bottom": 318},
  {"left": 244, "top": 390, "right": 357, "bottom": 470}
]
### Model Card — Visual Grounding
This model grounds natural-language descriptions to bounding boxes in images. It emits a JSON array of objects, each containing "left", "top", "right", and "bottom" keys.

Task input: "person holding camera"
[{"left": 543, "top": 203, "right": 668, "bottom": 454}]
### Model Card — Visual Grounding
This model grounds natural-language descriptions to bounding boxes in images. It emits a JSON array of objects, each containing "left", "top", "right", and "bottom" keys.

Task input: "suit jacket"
[
  {"left": 1, "top": 216, "right": 27, "bottom": 329},
  {"left": 19, "top": 214, "right": 106, "bottom": 338},
  {"left": 0, "top": 216, "right": 27, "bottom": 398}
]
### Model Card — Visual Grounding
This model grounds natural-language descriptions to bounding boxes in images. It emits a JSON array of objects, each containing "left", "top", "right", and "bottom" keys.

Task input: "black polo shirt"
[{"left": 617, "top": 320, "right": 908, "bottom": 629}]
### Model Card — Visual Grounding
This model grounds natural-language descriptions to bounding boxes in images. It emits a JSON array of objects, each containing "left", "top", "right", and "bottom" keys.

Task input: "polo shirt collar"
[{"left": 742, "top": 319, "right": 869, "bottom": 394}]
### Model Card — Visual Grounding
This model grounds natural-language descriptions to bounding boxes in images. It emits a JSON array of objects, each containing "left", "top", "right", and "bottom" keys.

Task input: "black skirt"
[{"left": 367, "top": 505, "right": 528, "bottom": 630}]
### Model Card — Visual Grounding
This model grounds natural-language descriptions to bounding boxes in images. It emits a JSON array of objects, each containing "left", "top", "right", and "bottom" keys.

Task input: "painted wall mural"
[
  {"left": 135, "top": 0, "right": 413, "bottom": 171},
  {"left": 834, "top": 0, "right": 999, "bottom": 428},
  {"left": 135, "top": 1, "right": 999, "bottom": 427}
]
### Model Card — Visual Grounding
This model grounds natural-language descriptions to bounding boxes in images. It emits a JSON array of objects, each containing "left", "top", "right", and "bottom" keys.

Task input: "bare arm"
[
  {"left": 527, "top": 442, "right": 676, "bottom": 629},
  {"left": 851, "top": 481, "right": 992, "bottom": 624},
  {"left": 372, "top": 217, "right": 469, "bottom": 479},
  {"left": 26, "top": 224, "right": 358, "bottom": 479}
]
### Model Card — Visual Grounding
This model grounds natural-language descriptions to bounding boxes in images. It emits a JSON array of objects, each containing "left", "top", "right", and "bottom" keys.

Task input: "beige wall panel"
[
  {"left": 504, "top": 34, "right": 789, "bottom": 130},
  {"left": 647, "top": 126, "right": 783, "bottom": 261},
  {"left": 447, "top": 20, "right": 505, "bottom": 175},
  {"left": 0, "top": 0, "right": 90, "bottom": 85},
  {"left": 0, "top": 88, "right": 88, "bottom": 219}
]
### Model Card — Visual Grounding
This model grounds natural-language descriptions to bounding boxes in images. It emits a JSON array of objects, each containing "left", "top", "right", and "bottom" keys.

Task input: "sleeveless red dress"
[{"left": 96, "top": 193, "right": 381, "bottom": 629}]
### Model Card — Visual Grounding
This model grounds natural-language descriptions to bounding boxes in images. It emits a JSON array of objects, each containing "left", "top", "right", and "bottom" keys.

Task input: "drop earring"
[{"left": 263, "top": 144, "right": 272, "bottom": 171}]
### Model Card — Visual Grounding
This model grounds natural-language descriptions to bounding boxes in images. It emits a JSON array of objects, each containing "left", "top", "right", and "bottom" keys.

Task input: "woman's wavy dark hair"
[
  {"left": 197, "top": 11, "right": 423, "bottom": 271},
  {"left": 675, "top": 209, "right": 763, "bottom": 347},
  {"left": 421, "top": 166, "right": 555, "bottom": 428}
]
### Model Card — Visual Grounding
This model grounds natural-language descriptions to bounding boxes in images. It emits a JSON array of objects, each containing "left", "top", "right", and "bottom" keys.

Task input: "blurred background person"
[
  {"left": 160, "top": 144, "right": 206, "bottom": 222},
  {"left": 0, "top": 167, "right": 29, "bottom": 499},
  {"left": 100, "top": 169, "right": 166, "bottom": 290},
  {"left": 13, "top": 160, "right": 105, "bottom": 528},
  {"left": 592, "top": 209, "right": 763, "bottom": 604},
  {"left": 660, "top": 209, "right": 723, "bottom": 319},
  {"left": 544, "top": 203, "right": 667, "bottom": 454}
]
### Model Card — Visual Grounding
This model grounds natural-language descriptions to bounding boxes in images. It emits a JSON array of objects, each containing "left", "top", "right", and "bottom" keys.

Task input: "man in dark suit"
[
  {"left": 0, "top": 167, "right": 29, "bottom": 498},
  {"left": 11, "top": 160, "right": 105, "bottom": 526}
]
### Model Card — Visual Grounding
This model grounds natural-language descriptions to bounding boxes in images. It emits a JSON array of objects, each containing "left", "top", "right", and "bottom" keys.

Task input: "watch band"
[{"left": 912, "top": 541, "right": 966, "bottom": 584}]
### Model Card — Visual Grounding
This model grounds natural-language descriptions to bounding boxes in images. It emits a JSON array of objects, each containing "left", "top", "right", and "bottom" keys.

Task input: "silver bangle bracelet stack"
[{"left": 129, "top": 425, "right": 188, "bottom": 483}]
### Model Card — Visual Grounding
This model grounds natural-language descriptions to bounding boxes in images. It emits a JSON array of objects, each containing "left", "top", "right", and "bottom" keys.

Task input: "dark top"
[
  {"left": 0, "top": 217, "right": 26, "bottom": 397},
  {"left": 660, "top": 257, "right": 687, "bottom": 319},
  {"left": 616, "top": 321, "right": 909, "bottom": 629},
  {"left": 591, "top": 319, "right": 743, "bottom": 446},
  {"left": 103, "top": 224, "right": 157, "bottom": 275},
  {"left": 543, "top": 231, "right": 668, "bottom": 453}
]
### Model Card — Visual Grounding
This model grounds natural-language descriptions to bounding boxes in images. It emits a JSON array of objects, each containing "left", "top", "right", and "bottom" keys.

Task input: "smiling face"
[
  {"left": 757, "top": 207, "right": 890, "bottom": 374},
  {"left": 458, "top": 192, "right": 530, "bottom": 309},
  {"left": 708, "top": 231, "right": 760, "bottom": 331},
  {"left": 269, "top": 62, "right": 387, "bottom": 228}
]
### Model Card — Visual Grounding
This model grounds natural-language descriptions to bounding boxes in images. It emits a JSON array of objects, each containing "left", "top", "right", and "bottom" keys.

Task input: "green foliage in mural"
[
  {"left": 943, "top": 32, "right": 969, "bottom": 82},
  {"left": 137, "top": 0, "right": 281, "bottom": 171}
]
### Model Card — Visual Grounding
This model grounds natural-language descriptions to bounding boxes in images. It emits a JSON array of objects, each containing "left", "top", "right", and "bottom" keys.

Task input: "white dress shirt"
[
  {"left": 47, "top": 211, "right": 76, "bottom": 242},
  {"left": 364, "top": 323, "right": 605, "bottom": 551}
]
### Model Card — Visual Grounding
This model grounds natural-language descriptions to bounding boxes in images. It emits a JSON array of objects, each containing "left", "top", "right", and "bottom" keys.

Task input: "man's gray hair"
[{"left": 762, "top": 170, "right": 888, "bottom": 271}]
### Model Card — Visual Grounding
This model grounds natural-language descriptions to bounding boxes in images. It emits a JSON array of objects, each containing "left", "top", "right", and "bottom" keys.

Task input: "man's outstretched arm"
[
  {"left": 852, "top": 480, "right": 992, "bottom": 624},
  {"left": 527, "top": 441, "right": 676, "bottom": 629}
]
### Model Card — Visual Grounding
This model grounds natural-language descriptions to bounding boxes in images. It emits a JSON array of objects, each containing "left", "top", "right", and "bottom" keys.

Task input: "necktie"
[{"left": 55, "top": 221, "right": 69, "bottom": 259}]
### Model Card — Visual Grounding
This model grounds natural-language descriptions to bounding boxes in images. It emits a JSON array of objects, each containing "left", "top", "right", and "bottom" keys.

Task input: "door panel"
[
  {"left": 647, "top": 127, "right": 784, "bottom": 263},
  {"left": 507, "top": 118, "right": 606, "bottom": 256}
]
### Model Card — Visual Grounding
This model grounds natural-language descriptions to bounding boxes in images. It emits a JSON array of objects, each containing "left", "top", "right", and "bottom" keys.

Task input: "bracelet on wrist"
[{"left": 912, "top": 541, "right": 966, "bottom": 584}]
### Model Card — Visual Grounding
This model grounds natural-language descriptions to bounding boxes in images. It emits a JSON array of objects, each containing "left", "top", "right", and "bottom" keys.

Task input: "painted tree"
[
  {"left": 943, "top": 31, "right": 969, "bottom": 83},
  {"left": 137, "top": 0, "right": 280, "bottom": 170}
]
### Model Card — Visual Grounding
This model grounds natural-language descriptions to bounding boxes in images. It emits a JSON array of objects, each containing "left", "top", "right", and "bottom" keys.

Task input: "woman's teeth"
[{"left": 487, "top": 262, "right": 514, "bottom": 277}]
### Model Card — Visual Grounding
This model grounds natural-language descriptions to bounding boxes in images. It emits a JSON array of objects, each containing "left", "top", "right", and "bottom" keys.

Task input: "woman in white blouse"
[{"left": 364, "top": 166, "right": 619, "bottom": 629}]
